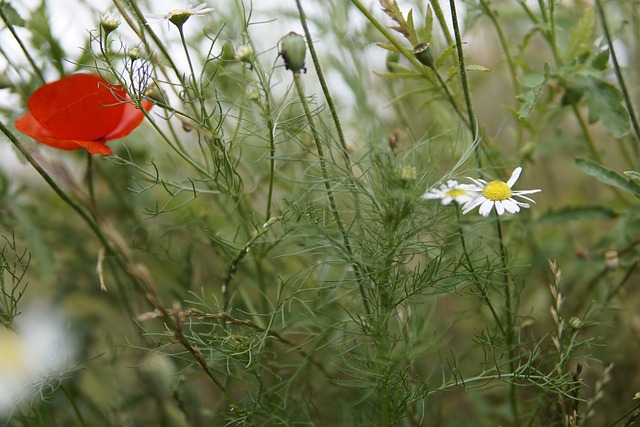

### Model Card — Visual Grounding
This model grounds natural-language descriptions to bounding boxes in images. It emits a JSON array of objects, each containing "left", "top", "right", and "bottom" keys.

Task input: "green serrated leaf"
[
  {"left": 564, "top": 8, "right": 595, "bottom": 62},
  {"left": 576, "top": 157, "right": 640, "bottom": 195},
  {"left": 517, "top": 86, "right": 543, "bottom": 119},
  {"left": 585, "top": 77, "right": 630, "bottom": 138},
  {"left": 0, "top": 1, "right": 26, "bottom": 27},
  {"left": 520, "top": 72, "right": 546, "bottom": 88},
  {"left": 538, "top": 205, "right": 619, "bottom": 224}
]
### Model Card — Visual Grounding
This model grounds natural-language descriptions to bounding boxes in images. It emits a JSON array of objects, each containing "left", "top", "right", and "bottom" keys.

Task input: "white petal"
[
  {"left": 462, "top": 196, "right": 484, "bottom": 214},
  {"left": 506, "top": 167, "right": 522, "bottom": 188},
  {"left": 514, "top": 193, "right": 537, "bottom": 204},
  {"left": 495, "top": 201, "right": 506, "bottom": 215},
  {"left": 502, "top": 198, "right": 520, "bottom": 213},
  {"left": 479, "top": 199, "right": 495, "bottom": 216},
  {"left": 514, "top": 189, "right": 541, "bottom": 195}
]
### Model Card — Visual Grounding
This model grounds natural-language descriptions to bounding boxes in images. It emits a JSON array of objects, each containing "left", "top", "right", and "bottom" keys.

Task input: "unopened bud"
[
  {"left": 100, "top": 11, "right": 121, "bottom": 38},
  {"left": 604, "top": 250, "right": 619, "bottom": 270},
  {"left": 235, "top": 45, "right": 254, "bottom": 64},
  {"left": 399, "top": 166, "right": 417, "bottom": 182},
  {"left": 413, "top": 42, "right": 434, "bottom": 69},
  {"left": 569, "top": 316, "right": 582, "bottom": 330},
  {"left": 280, "top": 32, "right": 307, "bottom": 74},
  {"left": 145, "top": 82, "right": 167, "bottom": 105},
  {"left": 128, "top": 47, "right": 142, "bottom": 61}
]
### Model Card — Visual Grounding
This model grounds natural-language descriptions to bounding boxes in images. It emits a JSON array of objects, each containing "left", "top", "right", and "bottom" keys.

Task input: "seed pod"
[
  {"left": 280, "top": 32, "right": 307, "bottom": 74},
  {"left": 413, "top": 42, "right": 434, "bottom": 69}
]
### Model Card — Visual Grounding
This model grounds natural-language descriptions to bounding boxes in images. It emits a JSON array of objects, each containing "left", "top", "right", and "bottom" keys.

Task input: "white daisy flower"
[
  {"left": 422, "top": 180, "right": 479, "bottom": 206},
  {"left": 147, "top": 3, "right": 214, "bottom": 27},
  {"left": 461, "top": 167, "right": 541, "bottom": 216}
]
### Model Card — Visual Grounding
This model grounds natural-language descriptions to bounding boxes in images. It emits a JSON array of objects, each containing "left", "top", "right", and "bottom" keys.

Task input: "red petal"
[
  {"left": 27, "top": 74, "right": 125, "bottom": 141},
  {"left": 104, "top": 99, "right": 153, "bottom": 141},
  {"left": 15, "top": 111, "right": 112, "bottom": 154}
]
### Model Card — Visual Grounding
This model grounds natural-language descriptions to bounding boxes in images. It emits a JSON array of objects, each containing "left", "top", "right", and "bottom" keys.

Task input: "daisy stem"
[
  {"left": 292, "top": 73, "right": 371, "bottom": 316},
  {"left": 455, "top": 209, "right": 505, "bottom": 337},
  {"left": 495, "top": 215, "right": 519, "bottom": 426}
]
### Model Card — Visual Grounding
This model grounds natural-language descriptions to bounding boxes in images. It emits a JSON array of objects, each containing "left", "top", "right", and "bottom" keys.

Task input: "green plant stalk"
[
  {"left": 456, "top": 209, "right": 505, "bottom": 337},
  {"left": 61, "top": 385, "right": 87, "bottom": 427},
  {"left": 295, "top": 0, "right": 351, "bottom": 169},
  {"left": 0, "top": 6, "right": 45, "bottom": 84},
  {"left": 292, "top": 74, "right": 371, "bottom": 315},
  {"left": 349, "top": 0, "right": 470, "bottom": 130},
  {"left": 495, "top": 215, "right": 519, "bottom": 426},
  {"left": 449, "top": 0, "right": 481, "bottom": 169},
  {"left": 177, "top": 26, "right": 209, "bottom": 126},
  {"left": 571, "top": 104, "right": 603, "bottom": 164},
  {"left": 595, "top": 0, "right": 640, "bottom": 163},
  {"left": 429, "top": 0, "right": 454, "bottom": 46}
]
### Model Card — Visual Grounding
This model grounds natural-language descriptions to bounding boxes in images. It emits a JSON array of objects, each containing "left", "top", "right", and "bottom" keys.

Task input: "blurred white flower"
[
  {"left": 147, "top": 3, "right": 214, "bottom": 27},
  {"left": 462, "top": 167, "right": 541, "bottom": 216},
  {"left": 0, "top": 304, "right": 77, "bottom": 418},
  {"left": 422, "top": 180, "right": 478, "bottom": 205}
]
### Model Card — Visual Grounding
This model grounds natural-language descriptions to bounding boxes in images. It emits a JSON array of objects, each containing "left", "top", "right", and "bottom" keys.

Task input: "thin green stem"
[
  {"left": 295, "top": 0, "right": 351, "bottom": 169},
  {"left": 292, "top": 73, "right": 371, "bottom": 315},
  {"left": 571, "top": 104, "right": 603, "bottom": 164},
  {"left": 61, "top": 385, "right": 87, "bottom": 427},
  {"left": 449, "top": 0, "right": 481, "bottom": 168},
  {"left": 455, "top": 209, "right": 505, "bottom": 337},
  {"left": 495, "top": 215, "right": 519, "bottom": 427},
  {"left": 429, "top": 0, "right": 454, "bottom": 46},
  {"left": 595, "top": 0, "right": 640, "bottom": 163},
  {"left": 0, "top": 6, "right": 45, "bottom": 84}
]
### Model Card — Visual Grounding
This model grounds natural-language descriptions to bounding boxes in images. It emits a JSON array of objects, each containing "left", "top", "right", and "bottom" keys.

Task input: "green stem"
[
  {"left": 571, "top": 104, "right": 603, "bottom": 164},
  {"left": 61, "top": 385, "right": 87, "bottom": 427},
  {"left": 495, "top": 215, "right": 519, "bottom": 427},
  {"left": 0, "top": 6, "right": 45, "bottom": 84},
  {"left": 429, "top": 0, "right": 454, "bottom": 46},
  {"left": 295, "top": 0, "right": 351, "bottom": 169},
  {"left": 456, "top": 209, "right": 505, "bottom": 337},
  {"left": 449, "top": 0, "right": 481, "bottom": 168},
  {"left": 292, "top": 73, "right": 371, "bottom": 315}
]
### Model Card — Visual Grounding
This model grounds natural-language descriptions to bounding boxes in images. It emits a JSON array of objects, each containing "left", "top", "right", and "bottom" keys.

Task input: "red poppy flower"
[{"left": 15, "top": 74, "right": 152, "bottom": 155}]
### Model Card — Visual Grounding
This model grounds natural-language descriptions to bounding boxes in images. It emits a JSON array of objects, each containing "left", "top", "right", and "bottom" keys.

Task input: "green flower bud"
[
  {"left": 144, "top": 82, "right": 167, "bottom": 105},
  {"left": 220, "top": 42, "right": 236, "bottom": 61},
  {"left": 128, "top": 47, "right": 142, "bottom": 62},
  {"left": 100, "top": 11, "right": 121, "bottom": 38},
  {"left": 235, "top": 45, "right": 254, "bottom": 64},
  {"left": 569, "top": 316, "right": 582, "bottom": 330},
  {"left": 280, "top": 32, "right": 307, "bottom": 74},
  {"left": 139, "top": 352, "right": 176, "bottom": 398},
  {"left": 399, "top": 165, "right": 417, "bottom": 183},
  {"left": 413, "top": 42, "right": 434, "bottom": 69}
]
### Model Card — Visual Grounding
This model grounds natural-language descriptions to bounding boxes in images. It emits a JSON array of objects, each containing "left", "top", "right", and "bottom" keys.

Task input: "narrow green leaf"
[
  {"left": 424, "top": 5, "right": 433, "bottom": 43},
  {"left": 517, "top": 86, "right": 543, "bottom": 119},
  {"left": 407, "top": 9, "right": 417, "bottom": 45},
  {"left": 564, "top": 8, "right": 595, "bottom": 62},
  {"left": 0, "top": 2, "right": 26, "bottom": 26},
  {"left": 575, "top": 157, "right": 640, "bottom": 195},
  {"left": 591, "top": 49, "right": 610, "bottom": 71}
]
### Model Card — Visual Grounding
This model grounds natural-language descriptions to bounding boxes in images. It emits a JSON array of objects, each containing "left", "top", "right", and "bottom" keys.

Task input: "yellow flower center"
[
  {"left": 483, "top": 180, "right": 512, "bottom": 201},
  {"left": 446, "top": 189, "right": 467, "bottom": 198}
]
